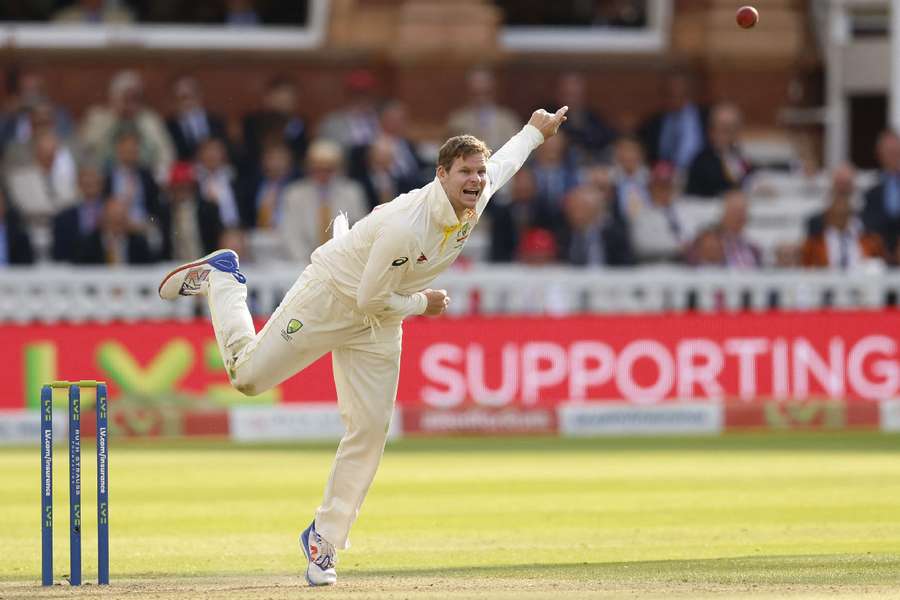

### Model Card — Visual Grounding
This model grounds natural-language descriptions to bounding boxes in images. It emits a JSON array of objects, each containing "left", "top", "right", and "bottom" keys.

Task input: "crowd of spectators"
[{"left": 1, "top": 64, "right": 899, "bottom": 274}]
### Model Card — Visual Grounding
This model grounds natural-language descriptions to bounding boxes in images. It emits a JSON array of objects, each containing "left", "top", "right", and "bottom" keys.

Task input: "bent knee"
[{"left": 230, "top": 368, "right": 264, "bottom": 397}]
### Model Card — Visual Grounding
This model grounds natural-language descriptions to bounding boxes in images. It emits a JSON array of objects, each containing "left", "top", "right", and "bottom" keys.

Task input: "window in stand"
[
  {"left": 494, "top": 0, "right": 671, "bottom": 53},
  {"left": 0, "top": 0, "right": 327, "bottom": 50}
]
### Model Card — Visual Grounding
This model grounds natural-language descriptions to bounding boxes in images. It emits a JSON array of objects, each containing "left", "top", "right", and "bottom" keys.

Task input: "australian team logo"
[
  {"left": 453, "top": 222, "right": 471, "bottom": 249},
  {"left": 281, "top": 318, "right": 303, "bottom": 341}
]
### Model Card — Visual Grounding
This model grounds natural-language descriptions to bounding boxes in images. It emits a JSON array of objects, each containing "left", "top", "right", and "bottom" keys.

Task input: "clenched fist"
[{"left": 422, "top": 288, "right": 450, "bottom": 316}]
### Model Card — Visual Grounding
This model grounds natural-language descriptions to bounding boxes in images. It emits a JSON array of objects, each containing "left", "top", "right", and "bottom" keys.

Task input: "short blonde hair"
[{"left": 437, "top": 135, "right": 491, "bottom": 172}]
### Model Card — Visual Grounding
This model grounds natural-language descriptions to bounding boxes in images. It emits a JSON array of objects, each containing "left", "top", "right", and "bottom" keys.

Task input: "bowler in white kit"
[{"left": 158, "top": 106, "right": 567, "bottom": 586}]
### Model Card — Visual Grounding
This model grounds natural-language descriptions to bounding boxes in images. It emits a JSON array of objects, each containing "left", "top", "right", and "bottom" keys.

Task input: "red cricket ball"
[{"left": 736, "top": 5, "right": 759, "bottom": 29}]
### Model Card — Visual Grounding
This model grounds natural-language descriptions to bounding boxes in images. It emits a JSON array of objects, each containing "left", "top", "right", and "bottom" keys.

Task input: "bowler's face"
[{"left": 438, "top": 153, "right": 487, "bottom": 217}]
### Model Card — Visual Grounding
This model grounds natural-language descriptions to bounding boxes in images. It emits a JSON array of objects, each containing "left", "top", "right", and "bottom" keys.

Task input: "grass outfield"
[{"left": 1, "top": 432, "right": 899, "bottom": 599}]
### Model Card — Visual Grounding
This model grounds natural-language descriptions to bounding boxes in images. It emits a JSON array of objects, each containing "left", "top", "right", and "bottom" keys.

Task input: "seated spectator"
[
  {"left": 166, "top": 76, "right": 226, "bottom": 161},
  {"left": 52, "top": 0, "right": 134, "bottom": 24},
  {"left": 5, "top": 129, "right": 78, "bottom": 221},
  {"left": 354, "top": 137, "right": 403, "bottom": 209},
  {"left": 531, "top": 132, "right": 580, "bottom": 228},
  {"left": 225, "top": 0, "right": 260, "bottom": 26},
  {"left": 629, "top": 162, "right": 690, "bottom": 263},
  {"left": 1, "top": 69, "right": 74, "bottom": 162},
  {"left": 75, "top": 198, "right": 155, "bottom": 265},
  {"left": 195, "top": 137, "right": 242, "bottom": 231},
  {"left": 638, "top": 72, "right": 708, "bottom": 171},
  {"left": 861, "top": 130, "right": 900, "bottom": 256},
  {"left": 718, "top": 189, "right": 761, "bottom": 268},
  {"left": 166, "top": 162, "right": 227, "bottom": 261},
  {"left": 280, "top": 140, "right": 367, "bottom": 263},
  {"left": 807, "top": 162, "right": 858, "bottom": 236},
  {"left": 611, "top": 136, "right": 651, "bottom": 223},
  {"left": 4, "top": 100, "right": 72, "bottom": 169},
  {"left": 0, "top": 187, "right": 34, "bottom": 265},
  {"left": 240, "top": 141, "right": 298, "bottom": 229},
  {"left": 80, "top": 70, "right": 175, "bottom": 182},
  {"left": 241, "top": 76, "right": 309, "bottom": 179},
  {"left": 802, "top": 187, "right": 885, "bottom": 269},
  {"left": 687, "top": 225, "right": 724, "bottom": 267},
  {"left": 103, "top": 128, "right": 163, "bottom": 225},
  {"left": 489, "top": 168, "right": 544, "bottom": 262},
  {"left": 349, "top": 100, "right": 426, "bottom": 195},
  {"left": 52, "top": 162, "right": 106, "bottom": 262},
  {"left": 557, "top": 184, "right": 634, "bottom": 267},
  {"left": 685, "top": 103, "right": 751, "bottom": 198},
  {"left": 553, "top": 72, "right": 617, "bottom": 163},
  {"left": 317, "top": 70, "right": 381, "bottom": 150},
  {"left": 447, "top": 68, "right": 521, "bottom": 152}
]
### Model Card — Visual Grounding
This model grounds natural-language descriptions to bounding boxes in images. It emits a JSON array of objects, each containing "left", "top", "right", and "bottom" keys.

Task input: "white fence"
[{"left": 1, "top": 264, "right": 899, "bottom": 323}]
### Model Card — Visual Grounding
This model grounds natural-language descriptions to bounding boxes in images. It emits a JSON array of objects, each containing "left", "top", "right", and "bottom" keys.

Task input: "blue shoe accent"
[
  {"left": 300, "top": 520, "right": 337, "bottom": 586},
  {"left": 300, "top": 523, "right": 314, "bottom": 586},
  {"left": 207, "top": 250, "right": 247, "bottom": 284}
]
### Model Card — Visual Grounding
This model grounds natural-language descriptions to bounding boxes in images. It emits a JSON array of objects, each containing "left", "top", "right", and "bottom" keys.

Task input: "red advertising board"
[{"left": 2, "top": 311, "right": 899, "bottom": 411}]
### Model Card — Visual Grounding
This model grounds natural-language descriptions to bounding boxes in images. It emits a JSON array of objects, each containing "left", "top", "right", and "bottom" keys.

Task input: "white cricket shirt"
[{"left": 309, "top": 124, "right": 545, "bottom": 317}]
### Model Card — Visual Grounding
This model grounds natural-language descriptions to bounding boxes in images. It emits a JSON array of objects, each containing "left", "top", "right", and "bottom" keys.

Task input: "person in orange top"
[{"left": 801, "top": 189, "right": 885, "bottom": 268}]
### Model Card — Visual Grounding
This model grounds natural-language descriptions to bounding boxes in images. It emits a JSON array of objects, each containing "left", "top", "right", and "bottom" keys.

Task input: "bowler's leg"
[
  {"left": 315, "top": 328, "right": 402, "bottom": 549},
  {"left": 209, "top": 269, "right": 340, "bottom": 395}
]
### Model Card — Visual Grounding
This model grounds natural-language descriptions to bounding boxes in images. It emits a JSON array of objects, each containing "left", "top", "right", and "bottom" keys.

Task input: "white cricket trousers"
[{"left": 207, "top": 266, "right": 402, "bottom": 550}]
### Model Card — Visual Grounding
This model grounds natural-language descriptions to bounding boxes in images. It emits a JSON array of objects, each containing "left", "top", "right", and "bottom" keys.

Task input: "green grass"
[{"left": 1, "top": 432, "right": 900, "bottom": 598}]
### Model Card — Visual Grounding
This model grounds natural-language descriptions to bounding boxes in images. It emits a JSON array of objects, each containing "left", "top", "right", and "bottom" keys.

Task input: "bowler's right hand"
[{"left": 422, "top": 289, "right": 450, "bottom": 316}]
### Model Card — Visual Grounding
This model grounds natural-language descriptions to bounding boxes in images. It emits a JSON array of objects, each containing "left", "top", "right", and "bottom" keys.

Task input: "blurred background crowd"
[{"left": 0, "top": 0, "right": 898, "bottom": 275}]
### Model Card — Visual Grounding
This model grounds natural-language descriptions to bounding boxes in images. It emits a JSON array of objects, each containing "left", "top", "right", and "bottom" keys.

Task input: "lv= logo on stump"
[{"left": 41, "top": 380, "right": 110, "bottom": 587}]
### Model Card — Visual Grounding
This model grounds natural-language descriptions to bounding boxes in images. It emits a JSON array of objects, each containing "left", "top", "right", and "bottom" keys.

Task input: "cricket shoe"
[
  {"left": 157, "top": 249, "right": 246, "bottom": 300},
  {"left": 300, "top": 520, "right": 337, "bottom": 586}
]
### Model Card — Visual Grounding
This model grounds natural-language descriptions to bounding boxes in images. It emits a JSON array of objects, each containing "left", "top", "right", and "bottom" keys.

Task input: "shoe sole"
[{"left": 157, "top": 249, "right": 236, "bottom": 299}]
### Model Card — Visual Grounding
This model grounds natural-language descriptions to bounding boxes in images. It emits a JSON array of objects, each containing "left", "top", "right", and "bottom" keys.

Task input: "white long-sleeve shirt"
[{"left": 309, "top": 124, "right": 545, "bottom": 317}]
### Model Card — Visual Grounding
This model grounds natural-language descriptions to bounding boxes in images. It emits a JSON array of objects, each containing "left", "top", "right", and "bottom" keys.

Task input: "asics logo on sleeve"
[{"left": 391, "top": 257, "right": 409, "bottom": 267}]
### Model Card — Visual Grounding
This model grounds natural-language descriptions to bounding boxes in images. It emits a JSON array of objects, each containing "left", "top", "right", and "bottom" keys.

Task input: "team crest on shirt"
[
  {"left": 281, "top": 318, "right": 303, "bottom": 341},
  {"left": 453, "top": 222, "right": 471, "bottom": 249}
]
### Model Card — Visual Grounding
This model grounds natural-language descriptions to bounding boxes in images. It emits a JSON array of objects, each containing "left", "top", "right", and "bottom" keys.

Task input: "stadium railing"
[{"left": 1, "top": 265, "right": 898, "bottom": 323}]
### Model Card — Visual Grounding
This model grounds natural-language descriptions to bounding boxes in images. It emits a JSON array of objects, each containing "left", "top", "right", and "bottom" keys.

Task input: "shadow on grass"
[{"left": 346, "top": 553, "right": 900, "bottom": 586}]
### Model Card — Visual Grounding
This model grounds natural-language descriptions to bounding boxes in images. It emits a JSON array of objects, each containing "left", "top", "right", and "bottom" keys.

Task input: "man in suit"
[
  {"left": 349, "top": 101, "right": 427, "bottom": 208},
  {"left": 685, "top": 103, "right": 750, "bottom": 198},
  {"left": 638, "top": 72, "right": 708, "bottom": 170},
  {"left": 280, "top": 139, "right": 368, "bottom": 264},
  {"left": 488, "top": 168, "right": 544, "bottom": 262},
  {"left": 861, "top": 130, "right": 900, "bottom": 256},
  {"left": 52, "top": 162, "right": 106, "bottom": 262},
  {"left": 802, "top": 187, "right": 884, "bottom": 269},
  {"left": 0, "top": 187, "right": 34, "bottom": 265},
  {"left": 166, "top": 76, "right": 226, "bottom": 161},
  {"left": 557, "top": 183, "right": 634, "bottom": 267},
  {"left": 447, "top": 68, "right": 521, "bottom": 152},
  {"left": 165, "top": 161, "right": 226, "bottom": 261},
  {"left": 552, "top": 72, "right": 617, "bottom": 163},
  {"left": 76, "top": 198, "right": 154, "bottom": 265},
  {"left": 241, "top": 76, "right": 309, "bottom": 180}
]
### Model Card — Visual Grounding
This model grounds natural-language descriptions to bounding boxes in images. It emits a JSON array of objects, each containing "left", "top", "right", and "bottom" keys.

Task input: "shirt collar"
[{"left": 429, "top": 177, "right": 462, "bottom": 228}]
